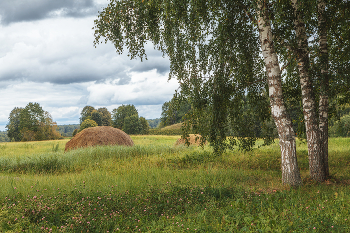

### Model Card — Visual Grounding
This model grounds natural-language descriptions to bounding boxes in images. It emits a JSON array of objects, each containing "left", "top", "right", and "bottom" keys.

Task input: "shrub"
[
  {"left": 80, "top": 119, "right": 98, "bottom": 132},
  {"left": 329, "top": 114, "right": 350, "bottom": 137}
]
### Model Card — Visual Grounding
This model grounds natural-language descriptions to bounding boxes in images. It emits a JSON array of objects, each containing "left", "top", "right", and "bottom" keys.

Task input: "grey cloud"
[
  {"left": 119, "top": 96, "right": 170, "bottom": 106},
  {"left": 131, "top": 58, "right": 170, "bottom": 75},
  {"left": 0, "top": 0, "right": 98, "bottom": 25}
]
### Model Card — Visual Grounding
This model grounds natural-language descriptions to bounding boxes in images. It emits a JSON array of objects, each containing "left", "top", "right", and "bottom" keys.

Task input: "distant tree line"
[
  {"left": 57, "top": 124, "right": 80, "bottom": 137},
  {"left": 147, "top": 119, "right": 161, "bottom": 128},
  {"left": 0, "top": 131, "right": 10, "bottom": 142},
  {"left": 6, "top": 102, "right": 61, "bottom": 142},
  {"left": 160, "top": 97, "right": 191, "bottom": 128},
  {"left": 76, "top": 105, "right": 149, "bottom": 135}
]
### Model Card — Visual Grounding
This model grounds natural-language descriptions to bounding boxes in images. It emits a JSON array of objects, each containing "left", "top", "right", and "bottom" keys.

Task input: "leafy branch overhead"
[{"left": 94, "top": 0, "right": 350, "bottom": 185}]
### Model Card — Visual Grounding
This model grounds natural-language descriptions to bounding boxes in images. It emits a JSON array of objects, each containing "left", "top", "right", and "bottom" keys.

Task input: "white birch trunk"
[
  {"left": 318, "top": 0, "right": 330, "bottom": 177},
  {"left": 257, "top": 2, "right": 302, "bottom": 186},
  {"left": 291, "top": 0, "right": 326, "bottom": 182}
]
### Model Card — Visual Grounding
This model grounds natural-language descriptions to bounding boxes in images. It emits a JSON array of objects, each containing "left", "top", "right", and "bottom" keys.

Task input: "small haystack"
[
  {"left": 65, "top": 126, "right": 134, "bottom": 151},
  {"left": 174, "top": 134, "right": 207, "bottom": 146}
]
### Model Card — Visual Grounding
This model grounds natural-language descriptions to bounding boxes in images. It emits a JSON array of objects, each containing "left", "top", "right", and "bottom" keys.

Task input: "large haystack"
[
  {"left": 174, "top": 134, "right": 207, "bottom": 146},
  {"left": 65, "top": 126, "right": 134, "bottom": 151}
]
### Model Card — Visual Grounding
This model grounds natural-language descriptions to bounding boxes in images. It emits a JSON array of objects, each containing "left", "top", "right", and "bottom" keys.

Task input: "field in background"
[{"left": 0, "top": 136, "right": 349, "bottom": 232}]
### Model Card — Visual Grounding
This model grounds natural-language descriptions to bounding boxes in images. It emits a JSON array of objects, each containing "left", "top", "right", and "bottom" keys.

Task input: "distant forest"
[
  {"left": 0, "top": 124, "right": 80, "bottom": 142},
  {"left": 0, "top": 119, "right": 161, "bottom": 143},
  {"left": 147, "top": 118, "right": 160, "bottom": 128},
  {"left": 0, "top": 131, "right": 10, "bottom": 142},
  {"left": 57, "top": 124, "right": 80, "bottom": 137}
]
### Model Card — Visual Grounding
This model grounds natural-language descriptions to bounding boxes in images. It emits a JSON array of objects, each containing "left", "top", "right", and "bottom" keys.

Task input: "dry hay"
[
  {"left": 174, "top": 134, "right": 207, "bottom": 147},
  {"left": 65, "top": 126, "right": 134, "bottom": 151}
]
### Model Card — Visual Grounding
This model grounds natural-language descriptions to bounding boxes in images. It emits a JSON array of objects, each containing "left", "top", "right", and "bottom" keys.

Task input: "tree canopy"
[
  {"left": 80, "top": 106, "right": 112, "bottom": 126},
  {"left": 6, "top": 102, "right": 61, "bottom": 142},
  {"left": 160, "top": 96, "right": 191, "bottom": 127},
  {"left": 112, "top": 104, "right": 149, "bottom": 134},
  {"left": 94, "top": 0, "right": 350, "bottom": 185}
]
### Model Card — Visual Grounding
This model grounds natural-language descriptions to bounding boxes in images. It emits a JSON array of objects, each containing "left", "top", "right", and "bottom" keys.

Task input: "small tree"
[
  {"left": 139, "top": 117, "right": 150, "bottom": 135},
  {"left": 123, "top": 115, "right": 142, "bottom": 134},
  {"left": 91, "top": 110, "right": 103, "bottom": 126},
  {"left": 80, "top": 119, "right": 98, "bottom": 131},
  {"left": 72, "top": 128, "right": 79, "bottom": 137},
  {"left": 97, "top": 107, "right": 112, "bottom": 126},
  {"left": 112, "top": 105, "right": 138, "bottom": 129},
  {"left": 6, "top": 107, "right": 23, "bottom": 141},
  {"left": 80, "top": 106, "right": 95, "bottom": 124}
]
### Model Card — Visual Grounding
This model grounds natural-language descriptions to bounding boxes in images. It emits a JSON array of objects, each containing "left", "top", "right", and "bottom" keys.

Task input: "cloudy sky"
[{"left": 0, "top": 0, "right": 178, "bottom": 131}]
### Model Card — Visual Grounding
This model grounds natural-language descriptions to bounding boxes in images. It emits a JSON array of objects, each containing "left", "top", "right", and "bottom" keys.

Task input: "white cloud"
[{"left": 0, "top": 0, "right": 178, "bottom": 132}]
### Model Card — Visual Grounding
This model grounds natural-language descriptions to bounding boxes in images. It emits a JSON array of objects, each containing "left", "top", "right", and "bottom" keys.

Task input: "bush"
[
  {"left": 123, "top": 114, "right": 142, "bottom": 134},
  {"left": 72, "top": 128, "right": 79, "bottom": 137},
  {"left": 80, "top": 119, "right": 98, "bottom": 131},
  {"left": 329, "top": 114, "right": 350, "bottom": 137},
  {"left": 148, "top": 128, "right": 182, "bottom": 135}
]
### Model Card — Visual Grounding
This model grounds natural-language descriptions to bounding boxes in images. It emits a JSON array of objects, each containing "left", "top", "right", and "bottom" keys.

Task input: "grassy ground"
[{"left": 0, "top": 136, "right": 349, "bottom": 232}]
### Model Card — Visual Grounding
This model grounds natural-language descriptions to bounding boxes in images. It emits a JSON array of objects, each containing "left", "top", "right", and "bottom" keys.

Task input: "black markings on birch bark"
[
  {"left": 318, "top": 0, "right": 329, "bottom": 177},
  {"left": 292, "top": 0, "right": 326, "bottom": 182},
  {"left": 258, "top": 1, "right": 302, "bottom": 186}
]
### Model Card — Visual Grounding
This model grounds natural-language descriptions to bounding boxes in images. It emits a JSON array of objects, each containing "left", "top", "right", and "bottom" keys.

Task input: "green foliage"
[
  {"left": 92, "top": 0, "right": 273, "bottom": 153},
  {"left": 149, "top": 128, "right": 182, "bottom": 135},
  {"left": 80, "top": 106, "right": 95, "bottom": 124},
  {"left": 97, "top": 107, "right": 112, "bottom": 126},
  {"left": 123, "top": 114, "right": 142, "bottom": 134},
  {"left": 112, "top": 104, "right": 138, "bottom": 129},
  {"left": 80, "top": 106, "right": 112, "bottom": 126},
  {"left": 6, "top": 103, "right": 61, "bottom": 142},
  {"left": 111, "top": 105, "right": 149, "bottom": 134},
  {"left": 57, "top": 124, "right": 80, "bottom": 137},
  {"left": 91, "top": 110, "right": 103, "bottom": 126},
  {"left": 161, "top": 96, "right": 191, "bottom": 127},
  {"left": 72, "top": 128, "right": 79, "bottom": 137},
  {"left": 147, "top": 118, "right": 161, "bottom": 128},
  {"left": 139, "top": 117, "right": 150, "bottom": 134},
  {"left": 149, "top": 123, "right": 183, "bottom": 135},
  {"left": 330, "top": 114, "right": 350, "bottom": 137},
  {"left": 6, "top": 107, "right": 23, "bottom": 142},
  {"left": 0, "top": 131, "right": 10, "bottom": 142},
  {"left": 93, "top": 0, "right": 350, "bottom": 155},
  {"left": 1, "top": 137, "right": 350, "bottom": 231},
  {"left": 80, "top": 119, "right": 98, "bottom": 131}
]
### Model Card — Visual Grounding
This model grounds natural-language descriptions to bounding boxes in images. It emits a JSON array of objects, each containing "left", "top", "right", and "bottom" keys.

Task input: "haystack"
[
  {"left": 65, "top": 126, "right": 134, "bottom": 151},
  {"left": 174, "top": 134, "right": 207, "bottom": 146}
]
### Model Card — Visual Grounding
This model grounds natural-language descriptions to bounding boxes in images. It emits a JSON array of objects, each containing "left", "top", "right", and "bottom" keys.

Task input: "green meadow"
[{"left": 0, "top": 136, "right": 349, "bottom": 232}]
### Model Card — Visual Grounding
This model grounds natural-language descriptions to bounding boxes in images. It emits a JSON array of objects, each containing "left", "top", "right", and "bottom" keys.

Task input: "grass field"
[{"left": 0, "top": 136, "right": 349, "bottom": 232}]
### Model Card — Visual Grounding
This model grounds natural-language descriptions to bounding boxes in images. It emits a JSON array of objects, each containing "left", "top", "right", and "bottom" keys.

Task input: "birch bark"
[
  {"left": 318, "top": 0, "right": 330, "bottom": 178},
  {"left": 257, "top": 2, "right": 302, "bottom": 186},
  {"left": 291, "top": 0, "right": 326, "bottom": 182}
]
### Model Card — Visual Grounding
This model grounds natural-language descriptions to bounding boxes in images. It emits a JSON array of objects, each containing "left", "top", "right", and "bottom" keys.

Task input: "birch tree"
[
  {"left": 257, "top": 1, "right": 302, "bottom": 185},
  {"left": 270, "top": 0, "right": 349, "bottom": 181},
  {"left": 93, "top": 0, "right": 349, "bottom": 185}
]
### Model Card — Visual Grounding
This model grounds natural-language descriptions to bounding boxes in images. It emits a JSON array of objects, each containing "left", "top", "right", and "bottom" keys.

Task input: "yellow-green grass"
[
  {"left": 161, "top": 123, "right": 182, "bottom": 130},
  {"left": 0, "top": 137, "right": 349, "bottom": 232},
  {"left": 0, "top": 137, "right": 349, "bottom": 195}
]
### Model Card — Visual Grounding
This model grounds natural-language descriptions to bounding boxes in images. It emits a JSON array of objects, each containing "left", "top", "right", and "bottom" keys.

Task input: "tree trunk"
[
  {"left": 257, "top": 2, "right": 302, "bottom": 186},
  {"left": 318, "top": 0, "right": 330, "bottom": 178},
  {"left": 291, "top": 0, "right": 326, "bottom": 182}
]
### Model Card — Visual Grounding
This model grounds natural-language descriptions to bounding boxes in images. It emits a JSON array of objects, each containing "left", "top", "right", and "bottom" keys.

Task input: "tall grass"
[{"left": 0, "top": 137, "right": 349, "bottom": 232}]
